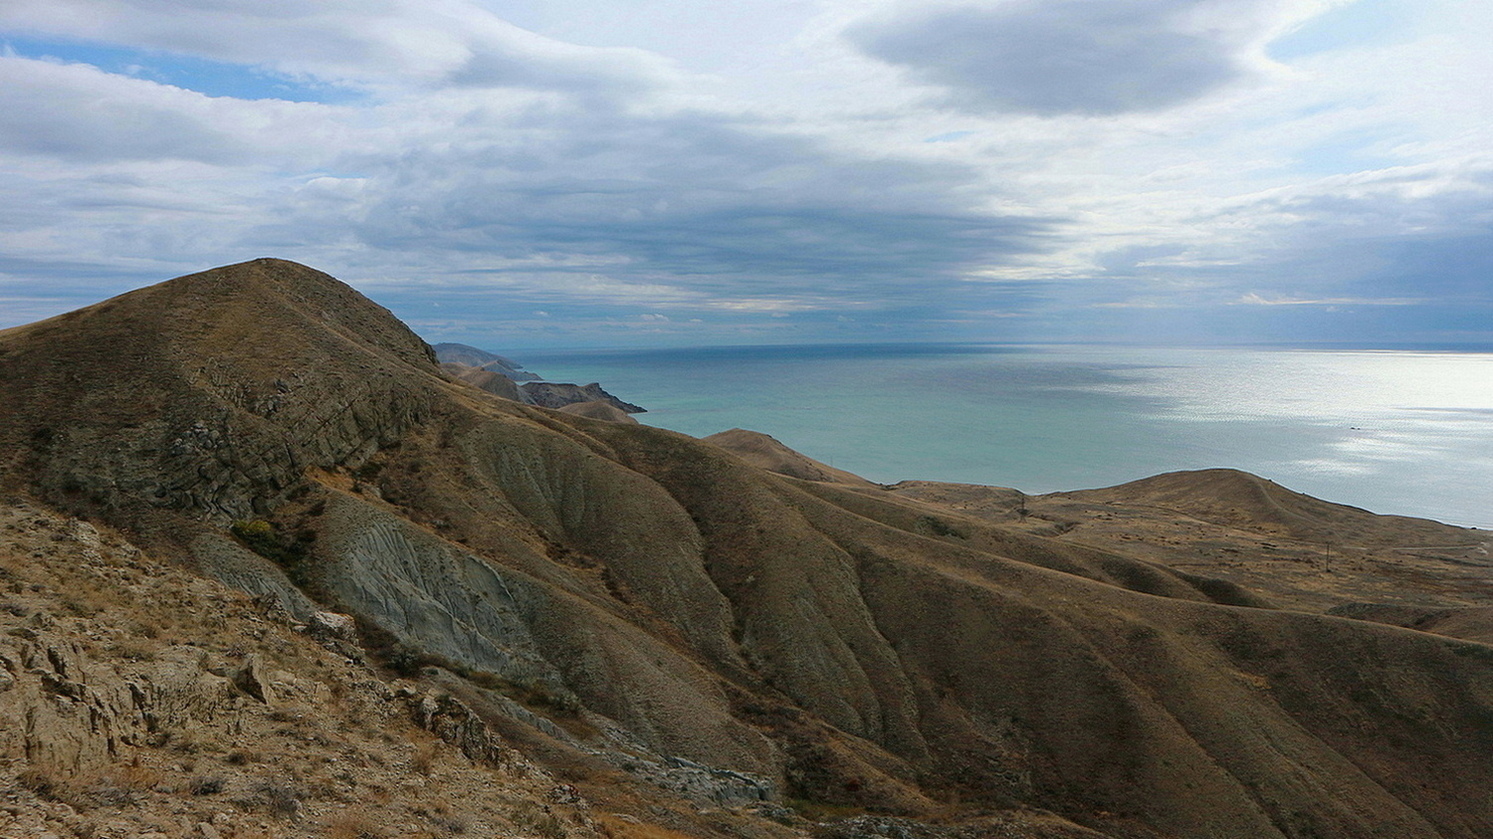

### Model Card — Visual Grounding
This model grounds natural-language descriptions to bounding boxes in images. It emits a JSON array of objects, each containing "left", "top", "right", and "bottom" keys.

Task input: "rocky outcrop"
[
  {"left": 0, "top": 500, "right": 605, "bottom": 839},
  {"left": 405, "top": 687, "right": 530, "bottom": 772}
]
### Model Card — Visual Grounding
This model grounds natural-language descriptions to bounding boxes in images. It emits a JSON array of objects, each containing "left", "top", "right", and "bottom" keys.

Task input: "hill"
[
  {"left": 703, "top": 429, "right": 878, "bottom": 488},
  {"left": 441, "top": 361, "right": 524, "bottom": 401},
  {"left": 3, "top": 259, "right": 1493, "bottom": 839},
  {"left": 557, "top": 400, "right": 640, "bottom": 424},
  {"left": 1061, "top": 468, "right": 1473, "bottom": 547},
  {"left": 518, "top": 381, "right": 646, "bottom": 414},
  {"left": 891, "top": 469, "right": 1493, "bottom": 616},
  {"left": 433, "top": 342, "right": 540, "bottom": 380}
]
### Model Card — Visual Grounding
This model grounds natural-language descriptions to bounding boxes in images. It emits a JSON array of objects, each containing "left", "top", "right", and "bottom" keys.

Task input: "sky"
[{"left": 0, "top": 0, "right": 1490, "bottom": 349}]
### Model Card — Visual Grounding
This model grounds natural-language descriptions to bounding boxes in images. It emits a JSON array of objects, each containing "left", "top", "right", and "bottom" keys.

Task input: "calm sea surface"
[{"left": 515, "top": 344, "right": 1493, "bottom": 529}]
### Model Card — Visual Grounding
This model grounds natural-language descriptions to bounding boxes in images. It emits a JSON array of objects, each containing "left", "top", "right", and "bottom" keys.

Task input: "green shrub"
[{"left": 229, "top": 520, "right": 313, "bottom": 587}]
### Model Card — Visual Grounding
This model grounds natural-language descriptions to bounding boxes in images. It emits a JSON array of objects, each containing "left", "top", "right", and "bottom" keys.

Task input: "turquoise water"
[{"left": 516, "top": 344, "right": 1493, "bottom": 529}]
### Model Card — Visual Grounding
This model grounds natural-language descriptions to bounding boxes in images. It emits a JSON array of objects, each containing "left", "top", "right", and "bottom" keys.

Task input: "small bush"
[
  {"left": 230, "top": 519, "right": 277, "bottom": 552},
  {"left": 70, "top": 761, "right": 163, "bottom": 809},
  {"left": 17, "top": 768, "right": 60, "bottom": 800},
  {"left": 242, "top": 779, "right": 302, "bottom": 819},
  {"left": 189, "top": 775, "right": 225, "bottom": 795},
  {"left": 411, "top": 740, "right": 439, "bottom": 775},
  {"left": 108, "top": 640, "right": 156, "bottom": 662},
  {"left": 914, "top": 515, "right": 966, "bottom": 539},
  {"left": 514, "top": 803, "right": 568, "bottom": 839},
  {"left": 230, "top": 520, "right": 311, "bottom": 585}
]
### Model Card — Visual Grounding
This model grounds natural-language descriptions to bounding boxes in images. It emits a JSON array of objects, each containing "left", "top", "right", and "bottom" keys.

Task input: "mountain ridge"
[{"left": 3, "top": 259, "right": 1492, "bottom": 839}]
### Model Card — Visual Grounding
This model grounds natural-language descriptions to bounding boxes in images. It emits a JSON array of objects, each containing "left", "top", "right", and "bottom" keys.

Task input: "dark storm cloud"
[{"left": 849, "top": 0, "right": 1243, "bottom": 116}]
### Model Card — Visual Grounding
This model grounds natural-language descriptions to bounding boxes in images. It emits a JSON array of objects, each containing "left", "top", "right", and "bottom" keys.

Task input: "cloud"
[
  {"left": 847, "top": 0, "right": 1308, "bottom": 116},
  {"left": 1233, "top": 292, "right": 1421, "bottom": 305},
  {"left": 0, "top": 0, "right": 678, "bottom": 95},
  {"left": 0, "top": 0, "right": 1488, "bottom": 348},
  {"left": 0, "top": 56, "right": 249, "bottom": 162},
  {"left": 1035, "top": 152, "right": 1493, "bottom": 342},
  {"left": 0, "top": 21, "right": 1058, "bottom": 333},
  {"left": 1206, "top": 161, "right": 1493, "bottom": 302},
  {"left": 301, "top": 105, "right": 1056, "bottom": 306}
]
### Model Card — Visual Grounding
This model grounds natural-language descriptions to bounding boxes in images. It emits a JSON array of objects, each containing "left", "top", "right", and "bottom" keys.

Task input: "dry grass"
[
  {"left": 75, "top": 764, "right": 162, "bottom": 808},
  {"left": 511, "top": 801, "right": 569, "bottom": 839},
  {"left": 594, "top": 813, "right": 700, "bottom": 839},
  {"left": 17, "top": 768, "right": 61, "bottom": 801},
  {"left": 410, "top": 735, "right": 440, "bottom": 775},
  {"left": 17, "top": 760, "right": 165, "bottom": 810},
  {"left": 325, "top": 811, "right": 386, "bottom": 839}
]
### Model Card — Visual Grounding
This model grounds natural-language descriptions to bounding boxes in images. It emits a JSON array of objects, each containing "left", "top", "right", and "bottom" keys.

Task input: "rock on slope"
[
  {"left": 3, "top": 259, "right": 1493, "bottom": 839},
  {"left": 0, "top": 498, "right": 602, "bottom": 839}
]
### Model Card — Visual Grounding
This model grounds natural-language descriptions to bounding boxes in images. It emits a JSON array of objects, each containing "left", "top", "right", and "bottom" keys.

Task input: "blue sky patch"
[
  {"left": 1290, "top": 130, "right": 1401, "bottom": 176},
  {"left": 924, "top": 130, "right": 976, "bottom": 143},
  {"left": 1267, "top": 0, "right": 1420, "bottom": 62},
  {"left": 0, "top": 33, "right": 360, "bottom": 103}
]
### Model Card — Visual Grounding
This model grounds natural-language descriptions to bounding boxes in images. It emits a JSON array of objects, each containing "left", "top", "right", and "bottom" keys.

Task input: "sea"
[{"left": 514, "top": 343, "right": 1493, "bottom": 530}]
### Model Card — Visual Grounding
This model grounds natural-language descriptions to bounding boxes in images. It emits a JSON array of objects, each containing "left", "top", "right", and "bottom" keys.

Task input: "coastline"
[{"left": 515, "top": 342, "right": 1493, "bottom": 529}]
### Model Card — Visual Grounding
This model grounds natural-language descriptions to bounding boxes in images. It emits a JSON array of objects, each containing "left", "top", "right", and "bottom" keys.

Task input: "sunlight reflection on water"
[{"left": 518, "top": 344, "right": 1493, "bottom": 528}]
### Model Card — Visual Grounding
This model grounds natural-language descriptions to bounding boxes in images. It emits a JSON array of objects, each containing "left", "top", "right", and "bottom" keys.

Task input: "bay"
[{"left": 515, "top": 343, "right": 1493, "bottom": 529}]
